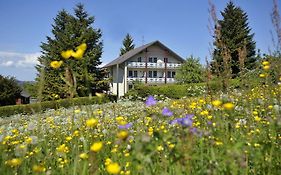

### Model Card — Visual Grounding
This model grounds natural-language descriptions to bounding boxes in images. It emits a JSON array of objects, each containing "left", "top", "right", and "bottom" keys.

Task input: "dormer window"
[
  {"left": 149, "top": 57, "right": 153, "bottom": 62},
  {"left": 137, "top": 57, "right": 142, "bottom": 62}
]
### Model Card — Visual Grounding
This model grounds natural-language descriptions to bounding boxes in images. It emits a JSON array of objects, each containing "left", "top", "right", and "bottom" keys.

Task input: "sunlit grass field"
[{"left": 1, "top": 62, "right": 281, "bottom": 174}]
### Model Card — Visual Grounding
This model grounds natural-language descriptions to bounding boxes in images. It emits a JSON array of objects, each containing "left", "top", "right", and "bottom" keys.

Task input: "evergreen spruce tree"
[
  {"left": 36, "top": 4, "right": 105, "bottom": 100},
  {"left": 212, "top": 1, "right": 256, "bottom": 77},
  {"left": 120, "top": 33, "right": 135, "bottom": 56}
]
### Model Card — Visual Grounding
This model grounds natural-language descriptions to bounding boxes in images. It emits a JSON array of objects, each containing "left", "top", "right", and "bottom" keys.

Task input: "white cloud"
[
  {"left": 0, "top": 51, "right": 41, "bottom": 68},
  {"left": 0, "top": 60, "right": 14, "bottom": 67}
]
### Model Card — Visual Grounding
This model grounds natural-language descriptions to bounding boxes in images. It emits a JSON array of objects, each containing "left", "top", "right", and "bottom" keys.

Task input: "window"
[
  {"left": 148, "top": 71, "right": 153, "bottom": 78},
  {"left": 167, "top": 71, "right": 171, "bottom": 78},
  {"left": 164, "top": 58, "right": 168, "bottom": 63},
  {"left": 137, "top": 57, "right": 142, "bottom": 62},
  {"left": 153, "top": 57, "right": 157, "bottom": 63},
  {"left": 153, "top": 71, "right": 157, "bottom": 78},
  {"left": 128, "top": 70, "right": 133, "bottom": 77},
  {"left": 172, "top": 71, "right": 176, "bottom": 78},
  {"left": 133, "top": 71, "right": 138, "bottom": 77},
  {"left": 149, "top": 57, "right": 153, "bottom": 62}
]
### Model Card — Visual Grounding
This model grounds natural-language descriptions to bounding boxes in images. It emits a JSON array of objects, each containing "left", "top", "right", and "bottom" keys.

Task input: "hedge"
[
  {"left": 126, "top": 84, "right": 205, "bottom": 99},
  {"left": 125, "top": 79, "right": 240, "bottom": 99},
  {"left": 0, "top": 95, "right": 116, "bottom": 117}
]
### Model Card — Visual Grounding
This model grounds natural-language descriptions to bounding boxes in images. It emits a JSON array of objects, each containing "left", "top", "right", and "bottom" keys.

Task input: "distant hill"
[{"left": 16, "top": 80, "right": 35, "bottom": 87}]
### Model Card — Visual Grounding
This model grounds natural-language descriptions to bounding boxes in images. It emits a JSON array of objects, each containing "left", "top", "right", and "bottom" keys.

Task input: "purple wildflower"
[
  {"left": 145, "top": 95, "right": 157, "bottom": 106},
  {"left": 169, "top": 114, "right": 194, "bottom": 127},
  {"left": 170, "top": 118, "right": 181, "bottom": 125},
  {"left": 190, "top": 127, "right": 202, "bottom": 137},
  {"left": 162, "top": 107, "right": 173, "bottom": 116},
  {"left": 180, "top": 117, "right": 193, "bottom": 127},
  {"left": 180, "top": 114, "right": 194, "bottom": 127},
  {"left": 118, "top": 123, "right": 133, "bottom": 129}
]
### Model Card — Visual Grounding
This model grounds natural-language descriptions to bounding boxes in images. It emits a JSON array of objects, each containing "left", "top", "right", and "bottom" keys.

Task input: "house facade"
[{"left": 104, "top": 41, "right": 185, "bottom": 97}]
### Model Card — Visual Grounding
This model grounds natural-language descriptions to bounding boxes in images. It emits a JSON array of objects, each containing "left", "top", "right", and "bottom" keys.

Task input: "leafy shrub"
[
  {"left": 0, "top": 95, "right": 113, "bottom": 117},
  {"left": 126, "top": 84, "right": 206, "bottom": 99},
  {"left": 0, "top": 75, "right": 21, "bottom": 106},
  {"left": 126, "top": 80, "right": 243, "bottom": 100},
  {"left": 175, "top": 56, "right": 204, "bottom": 84}
]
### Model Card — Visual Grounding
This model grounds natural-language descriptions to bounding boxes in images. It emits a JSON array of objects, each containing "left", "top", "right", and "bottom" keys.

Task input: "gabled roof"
[
  {"left": 20, "top": 90, "right": 30, "bottom": 98},
  {"left": 104, "top": 40, "right": 185, "bottom": 67}
]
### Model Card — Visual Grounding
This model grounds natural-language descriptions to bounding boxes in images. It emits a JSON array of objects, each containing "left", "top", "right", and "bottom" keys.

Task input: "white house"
[{"left": 104, "top": 40, "right": 185, "bottom": 97}]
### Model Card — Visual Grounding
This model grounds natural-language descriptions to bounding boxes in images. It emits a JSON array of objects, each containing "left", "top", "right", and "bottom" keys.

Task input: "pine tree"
[
  {"left": 36, "top": 4, "right": 105, "bottom": 100},
  {"left": 212, "top": 1, "right": 256, "bottom": 77},
  {"left": 120, "top": 34, "right": 135, "bottom": 56}
]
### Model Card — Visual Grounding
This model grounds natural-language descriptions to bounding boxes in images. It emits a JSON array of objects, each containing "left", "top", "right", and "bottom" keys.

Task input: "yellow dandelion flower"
[
  {"left": 125, "top": 162, "right": 130, "bottom": 168},
  {"left": 65, "top": 136, "right": 72, "bottom": 141},
  {"left": 157, "top": 145, "right": 164, "bottom": 151},
  {"left": 50, "top": 60, "right": 63, "bottom": 69},
  {"left": 259, "top": 73, "right": 266, "bottom": 78},
  {"left": 5, "top": 158, "right": 22, "bottom": 167},
  {"left": 71, "top": 49, "right": 85, "bottom": 59},
  {"left": 215, "top": 141, "right": 223, "bottom": 146},
  {"left": 32, "top": 165, "right": 46, "bottom": 173},
  {"left": 61, "top": 50, "right": 73, "bottom": 59},
  {"left": 79, "top": 153, "right": 89, "bottom": 159},
  {"left": 111, "top": 148, "right": 118, "bottom": 153},
  {"left": 168, "top": 143, "right": 175, "bottom": 149},
  {"left": 73, "top": 130, "right": 79, "bottom": 137},
  {"left": 25, "top": 137, "right": 32, "bottom": 144},
  {"left": 12, "top": 129, "right": 18, "bottom": 134},
  {"left": 77, "top": 43, "right": 87, "bottom": 51},
  {"left": 262, "top": 61, "right": 270, "bottom": 66},
  {"left": 263, "top": 65, "right": 270, "bottom": 71},
  {"left": 86, "top": 118, "right": 98, "bottom": 128},
  {"left": 212, "top": 100, "right": 222, "bottom": 107},
  {"left": 74, "top": 109, "right": 81, "bottom": 113},
  {"left": 106, "top": 162, "right": 121, "bottom": 174},
  {"left": 124, "top": 153, "right": 130, "bottom": 157},
  {"left": 105, "top": 158, "right": 112, "bottom": 166},
  {"left": 90, "top": 141, "right": 103, "bottom": 152},
  {"left": 254, "top": 116, "right": 261, "bottom": 122},
  {"left": 116, "top": 116, "right": 126, "bottom": 125},
  {"left": 223, "top": 102, "right": 235, "bottom": 110},
  {"left": 56, "top": 144, "right": 69, "bottom": 153},
  {"left": 117, "top": 131, "right": 129, "bottom": 140}
]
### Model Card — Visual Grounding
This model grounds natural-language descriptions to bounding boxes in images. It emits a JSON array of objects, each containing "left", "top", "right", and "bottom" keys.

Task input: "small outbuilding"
[{"left": 16, "top": 90, "right": 30, "bottom": 105}]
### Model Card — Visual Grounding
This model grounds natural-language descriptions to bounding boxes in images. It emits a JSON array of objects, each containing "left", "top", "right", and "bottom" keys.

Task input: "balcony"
[
  {"left": 127, "top": 62, "right": 181, "bottom": 69},
  {"left": 127, "top": 77, "right": 176, "bottom": 83}
]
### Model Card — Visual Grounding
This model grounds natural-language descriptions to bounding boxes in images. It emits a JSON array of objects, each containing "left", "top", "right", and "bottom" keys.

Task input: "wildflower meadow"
[
  {"left": 0, "top": 61, "right": 281, "bottom": 174},
  {"left": 1, "top": 1, "right": 281, "bottom": 174}
]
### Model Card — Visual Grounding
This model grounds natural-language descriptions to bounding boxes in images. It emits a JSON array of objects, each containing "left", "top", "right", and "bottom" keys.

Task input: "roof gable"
[{"left": 104, "top": 40, "right": 184, "bottom": 67}]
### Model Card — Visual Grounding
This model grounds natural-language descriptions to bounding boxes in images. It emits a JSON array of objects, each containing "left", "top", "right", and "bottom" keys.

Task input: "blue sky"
[{"left": 0, "top": 0, "right": 277, "bottom": 81}]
